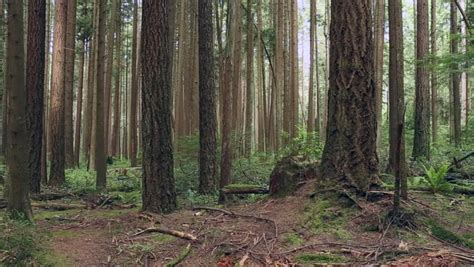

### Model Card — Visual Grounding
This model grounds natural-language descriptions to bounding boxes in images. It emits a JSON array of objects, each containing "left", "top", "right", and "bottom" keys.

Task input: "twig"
[{"left": 131, "top": 227, "right": 197, "bottom": 241}]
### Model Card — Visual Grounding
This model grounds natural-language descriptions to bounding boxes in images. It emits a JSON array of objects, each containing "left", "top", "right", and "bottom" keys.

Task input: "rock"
[{"left": 269, "top": 156, "right": 319, "bottom": 197}]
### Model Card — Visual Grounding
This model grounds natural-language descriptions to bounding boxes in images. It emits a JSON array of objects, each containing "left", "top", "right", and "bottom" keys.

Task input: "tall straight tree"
[
  {"left": 141, "top": 0, "right": 177, "bottom": 213},
  {"left": 95, "top": 0, "right": 107, "bottom": 189},
  {"left": 412, "top": 0, "right": 431, "bottom": 160},
  {"left": 388, "top": 0, "right": 407, "bottom": 207},
  {"left": 129, "top": 0, "right": 138, "bottom": 167},
  {"left": 451, "top": 1, "right": 461, "bottom": 147},
  {"left": 27, "top": 0, "right": 46, "bottom": 194},
  {"left": 198, "top": 0, "right": 217, "bottom": 194},
  {"left": 319, "top": 0, "right": 379, "bottom": 193},
  {"left": 5, "top": 0, "right": 33, "bottom": 220},
  {"left": 49, "top": 0, "right": 68, "bottom": 186},
  {"left": 374, "top": 0, "right": 384, "bottom": 151},
  {"left": 64, "top": 0, "right": 76, "bottom": 168}
]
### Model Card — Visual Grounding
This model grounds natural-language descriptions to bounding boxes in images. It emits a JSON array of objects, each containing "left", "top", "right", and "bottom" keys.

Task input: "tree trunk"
[
  {"left": 64, "top": 0, "right": 76, "bottom": 169},
  {"left": 5, "top": 0, "right": 33, "bottom": 220},
  {"left": 431, "top": 0, "right": 438, "bottom": 143},
  {"left": 129, "top": 0, "right": 138, "bottom": 167},
  {"left": 49, "top": 0, "right": 68, "bottom": 186},
  {"left": 319, "top": 0, "right": 379, "bottom": 194},
  {"left": 451, "top": 1, "right": 461, "bottom": 147},
  {"left": 95, "top": 0, "right": 107, "bottom": 190},
  {"left": 141, "top": 0, "right": 176, "bottom": 213},
  {"left": 244, "top": 0, "right": 254, "bottom": 157},
  {"left": 412, "top": 0, "right": 430, "bottom": 160},
  {"left": 374, "top": 0, "right": 384, "bottom": 152},
  {"left": 388, "top": 0, "right": 407, "bottom": 203},
  {"left": 26, "top": 0, "right": 46, "bottom": 194},
  {"left": 198, "top": 0, "right": 218, "bottom": 194},
  {"left": 74, "top": 41, "right": 85, "bottom": 167}
]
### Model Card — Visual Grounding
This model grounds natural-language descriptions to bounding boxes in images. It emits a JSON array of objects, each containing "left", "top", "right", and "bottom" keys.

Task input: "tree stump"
[{"left": 269, "top": 156, "right": 319, "bottom": 197}]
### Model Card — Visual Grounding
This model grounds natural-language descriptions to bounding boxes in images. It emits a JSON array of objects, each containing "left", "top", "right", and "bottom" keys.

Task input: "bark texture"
[
  {"left": 319, "top": 0, "right": 379, "bottom": 193},
  {"left": 141, "top": 0, "right": 177, "bottom": 213}
]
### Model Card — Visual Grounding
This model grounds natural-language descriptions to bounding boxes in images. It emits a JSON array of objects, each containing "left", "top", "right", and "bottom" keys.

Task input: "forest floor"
[{"left": 8, "top": 180, "right": 472, "bottom": 266}]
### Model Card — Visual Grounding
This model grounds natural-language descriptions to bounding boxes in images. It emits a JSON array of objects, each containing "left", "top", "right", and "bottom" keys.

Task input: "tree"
[
  {"left": 5, "top": 0, "right": 33, "bottom": 220},
  {"left": 412, "top": 0, "right": 430, "bottom": 160},
  {"left": 141, "top": 0, "right": 177, "bottom": 213},
  {"left": 26, "top": 0, "right": 46, "bottom": 194},
  {"left": 64, "top": 0, "right": 76, "bottom": 169},
  {"left": 129, "top": 0, "right": 138, "bottom": 167},
  {"left": 198, "top": 0, "right": 218, "bottom": 194},
  {"left": 451, "top": 1, "right": 461, "bottom": 147},
  {"left": 388, "top": 0, "right": 407, "bottom": 210},
  {"left": 319, "top": 0, "right": 379, "bottom": 193},
  {"left": 49, "top": 0, "right": 68, "bottom": 186},
  {"left": 95, "top": 0, "right": 107, "bottom": 190}
]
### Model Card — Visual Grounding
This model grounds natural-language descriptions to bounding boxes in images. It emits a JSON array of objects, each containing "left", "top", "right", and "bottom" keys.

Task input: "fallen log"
[
  {"left": 221, "top": 184, "right": 269, "bottom": 195},
  {"left": 131, "top": 227, "right": 197, "bottom": 241}
]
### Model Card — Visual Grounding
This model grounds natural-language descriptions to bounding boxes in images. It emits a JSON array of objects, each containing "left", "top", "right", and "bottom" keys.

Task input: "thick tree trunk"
[
  {"left": 74, "top": 41, "right": 85, "bottom": 167},
  {"left": 64, "top": 0, "right": 76, "bottom": 169},
  {"left": 319, "top": 0, "right": 379, "bottom": 194},
  {"left": 5, "top": 0, "right": 33, "bottom": 220},
  {"left": 141, "top": 0, "right": 176, "bottom": 213},
  {"left": 49, "top": 0, "right": 68, "bottom": 186},
  {"left": 27, "top": 0, "right": 46, "bottom": 194},
  {"left": 95, "top": 0, "right": 107, "bottom": 190},
  {"left": 412, "top": 0, "right": 431, "bottom": 160},
  {"left": 198, "top": 0, "right": 218, "bottom": 194}
]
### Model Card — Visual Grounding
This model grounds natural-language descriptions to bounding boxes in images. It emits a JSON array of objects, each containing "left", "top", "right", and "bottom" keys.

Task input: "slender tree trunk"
[
  {"left": 451, "top": 1, "right": 461, "bottom": 147},
  {"left": 64, "top": 0, "right": 76, "bottom": 169},
  {"left": 374, "top": 0, "right": 384, "bottom": 152},
  {"left": 319, "top": 0, "right": 379, "bottom": 193},
  {"left": 49, "top": 0, "right": 68, "bottom": 186},
  {"left": 27, "top": 0, "right": 46, "bottom": 194},
  {"left": 388, "top": 0, "right": 407, "bottom": 203},
  {"left": 412, "top": 0, "right": 431, "bottom": 160},
  {"left": 95, "top": 0, "right": 107, "bottom": 190},
  {"left": 244, "top": 0, "right": 254, "bottom": 157},
  {"left": 198, "top": 0, "right": 218, "bottom": 194},
  {"left": 74, "top": 41, "right": 85, "bottom": 167},
  {"left": 5, "top": 0, "right": 33, "bottom": 220},
  {"left": 141, "top": 0, "right": 176, "bottom": 213},
  {"left": 431, "top": 0, "right": 438, "bottom": 143},
  {"left": 129, "top": 0, "right": 138, "bottom": 167}
]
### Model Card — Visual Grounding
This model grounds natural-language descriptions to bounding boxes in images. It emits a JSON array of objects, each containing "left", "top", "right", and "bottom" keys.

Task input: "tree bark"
[
  {"left": 64, "top": 0, "right": 76, "bottom": 169},
  {"left": 412, "top": 0, "right": 431, "bottom": 160},
  {"left": 5, "top": 0, "right": 33, "bottom": 220},
  {"left": 198, "top": 0, "right": 218, "bottom": 194},
  {"left": 95, "top": 0, "right": 107, "bottom": 190},
  {"left": 141, "top": 0, "right": 177, "bottom": 213},
  {"left": 319, "top": 0, "right": 379, "bottom": 194},
  {"left": 49, "top": 0, "right": 68, "bottom": 186}
]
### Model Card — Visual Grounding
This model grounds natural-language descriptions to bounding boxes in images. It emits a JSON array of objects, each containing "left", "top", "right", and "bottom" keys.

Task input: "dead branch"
[{"left": 131, "top": 227, "right": 197, "bottom": 241}]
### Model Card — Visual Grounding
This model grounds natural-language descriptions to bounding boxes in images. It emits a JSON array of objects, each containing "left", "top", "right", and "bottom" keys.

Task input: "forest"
[{"left": 0, "top": 0, "right": 473, "bottom": 266}]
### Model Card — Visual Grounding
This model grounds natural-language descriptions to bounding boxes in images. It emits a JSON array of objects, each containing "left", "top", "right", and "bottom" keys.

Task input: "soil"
[{"left": 32, "top": 181, "right": 473, "bottom": 266}]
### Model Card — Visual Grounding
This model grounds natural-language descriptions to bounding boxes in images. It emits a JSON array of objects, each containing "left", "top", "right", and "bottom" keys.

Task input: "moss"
[
  {"left": 295, "top": 253, "right": 347, "bottom": 265},
  {"left": 302, "top": 196, "right": 352, "bottom": 240},
  {"left": 282, "top": 233, "right": 304, "bottom": 246}
]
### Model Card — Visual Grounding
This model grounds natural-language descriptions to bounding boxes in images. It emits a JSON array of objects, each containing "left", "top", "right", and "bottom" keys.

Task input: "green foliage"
[
  {"left": 278, "top": 128, "right": 322, "bottom": 160},
  {"left": 0, "top": 217, "right": 42, "bottom": 266},
  {"left": 295, "top": 253, "right": 347, "bottom": 265},
  {"left": 421, "top": 163, "right": 452, "bottom": 193}
]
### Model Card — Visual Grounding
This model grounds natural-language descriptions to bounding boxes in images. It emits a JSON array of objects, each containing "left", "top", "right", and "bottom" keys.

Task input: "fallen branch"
[
  {"left": 131, "top": 227, "right": 197, "bottom": 241},
  {"left": 165, "top": 243, "right": 191, "bottom": 267}
]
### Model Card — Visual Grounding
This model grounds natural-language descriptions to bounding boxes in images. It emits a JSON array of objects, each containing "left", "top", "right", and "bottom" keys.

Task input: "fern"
[{"left": 421, "top": 163, "right": 452, "bottom": 193}]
